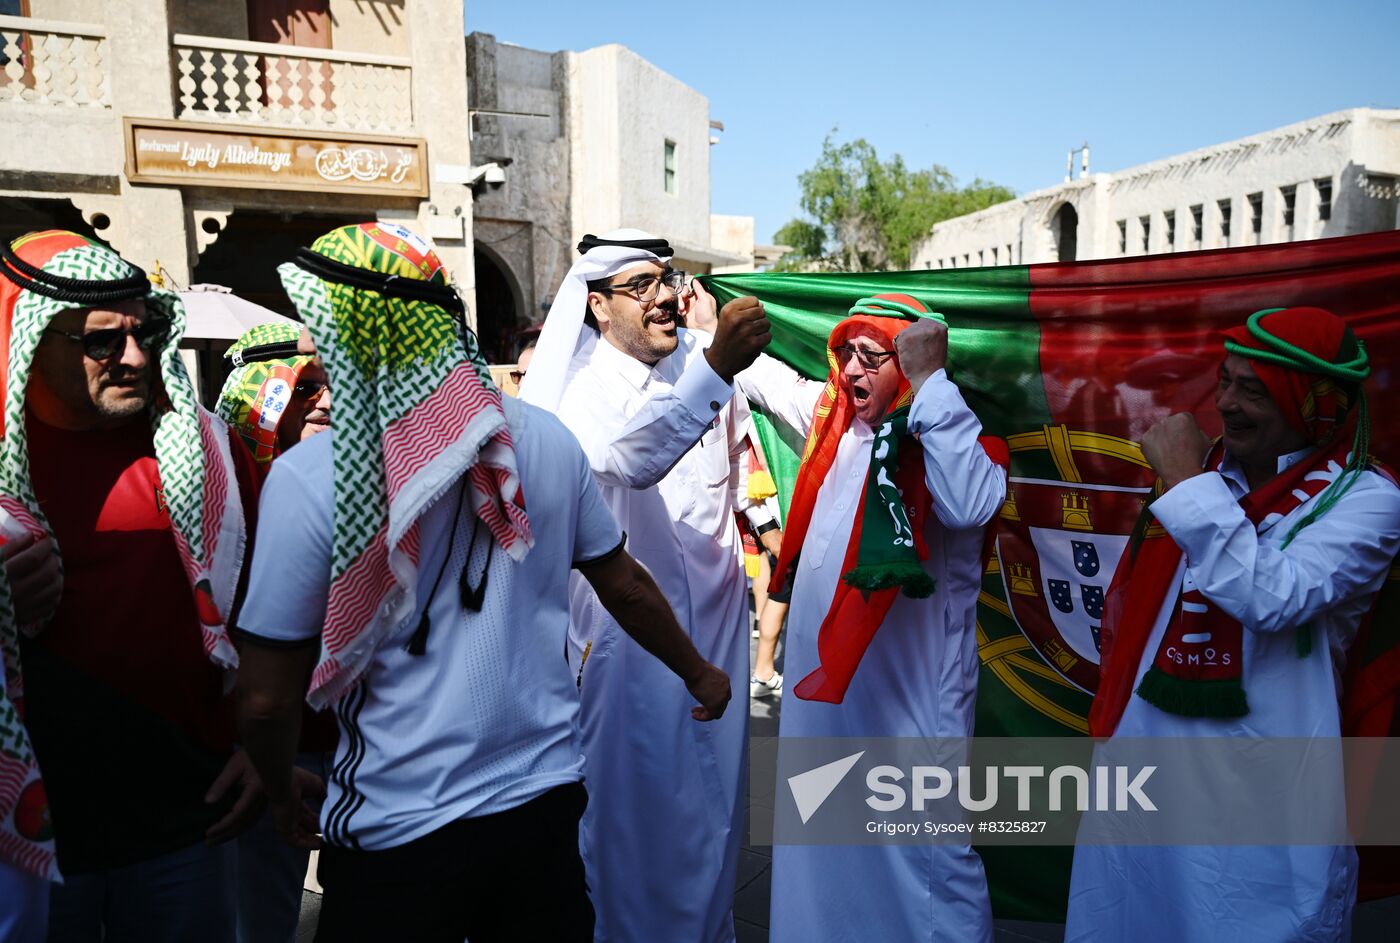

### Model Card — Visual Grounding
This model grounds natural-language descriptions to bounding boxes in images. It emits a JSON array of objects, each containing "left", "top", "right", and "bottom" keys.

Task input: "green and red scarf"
[
  {"left": 770, "top": 294, "right": 1008, "bottom": 703},
  {"left": 277, "top": 223, "right": 532, "bottom": 709},
  {"left": 1091, "top": 306, "right": 1376, "bottom": 734},
  {"left": 0, "top": 230, "right": 247, "bottom": 880}
]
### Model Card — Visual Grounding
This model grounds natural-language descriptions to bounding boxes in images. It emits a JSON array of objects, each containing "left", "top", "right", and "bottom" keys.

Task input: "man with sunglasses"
[
  {"left": 0, "top": 231, "right": 263, "bottom": 942},
  {"left": 216, "top": 321, "right": 332, "bottom": 471},
  {"left": 521, "top": 230, "right": 771, "bottom": 943},
  {"left": 689, "top": 289, "right": 1008, "bottom": 943}
]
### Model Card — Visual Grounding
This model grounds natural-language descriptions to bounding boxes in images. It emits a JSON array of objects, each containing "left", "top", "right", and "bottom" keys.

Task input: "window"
[
  {"left": 977, "top": 250, "right": 984, "bottom": 266},
  {"left": 1316, "top": 177, "right": 1333, "bottom": 221},
  {"left": 1280, "top": 184, "right": 1297, "bottom": 239},
  {"left": 1139, "top": 215, "right": 1151, "bottom": 253},
  {"left": 1218, "top": 199, "right": 1232, "bottom": 242},
  {"left": 1164, "top": 210, "right": 1176, "bottom": 251},
  {"left": 1117, "top": 220, "right": 1127, "bottom": 254},
  {"left": 1190, "top": 204, "right": 1204, "bottom": 247},
  {"left": 990, "top": 246, "right": 998, "bottom": 265},
  {"left": 663, "top": 140, "right": 676, "bottom": 195},
  {"left": 937, "top": 259, "right": 944, "bottom": 269},
  {"left": 963, "top": 254, "right": 970, "bottom": 266},
  {"left": 1247, "top": 192, "right": 1262, "bottom": 242},
  {"left": 1006, "top": 244, "right": 1013, "bottom": 264}
]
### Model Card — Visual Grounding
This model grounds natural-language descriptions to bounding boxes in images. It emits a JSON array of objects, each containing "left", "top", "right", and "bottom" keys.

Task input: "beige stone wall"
[
  {"left": 567, "top": 45, "right": 712, "bottom": 249},
  {"left": 329, "top": 0, "right": 408, "bottom": 55},
  {"left": 169, "top": 0, "right": 249, "bottom": 39},
  {"left": 709, "top": 214, "right": 755, "bottom": 274},
  {"left": 25, "top": 0, "right": 98, "bottom": 23},
  {"left": 913, "top": 108, "right": 1400, "bottom": 269}
]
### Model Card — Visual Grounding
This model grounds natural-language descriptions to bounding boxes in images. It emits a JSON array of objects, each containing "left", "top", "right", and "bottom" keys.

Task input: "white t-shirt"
[{"left": 238, "top": 396, "right": 623, "bottom": 851}]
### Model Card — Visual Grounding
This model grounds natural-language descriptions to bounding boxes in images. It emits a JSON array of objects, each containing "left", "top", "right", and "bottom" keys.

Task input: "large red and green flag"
[{"left": 703, "top": 229, "right": 1400, "bottom": 921}]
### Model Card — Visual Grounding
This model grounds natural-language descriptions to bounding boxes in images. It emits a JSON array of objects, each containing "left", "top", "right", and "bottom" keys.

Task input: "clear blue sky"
[{"left": 463, "top": 0, "right": 1400, "bottom": 244}]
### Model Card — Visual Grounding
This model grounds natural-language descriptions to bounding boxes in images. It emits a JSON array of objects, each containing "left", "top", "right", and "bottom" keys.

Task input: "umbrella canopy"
[{"left": 177, "top": 284, "right": 297, "bottom": 341}]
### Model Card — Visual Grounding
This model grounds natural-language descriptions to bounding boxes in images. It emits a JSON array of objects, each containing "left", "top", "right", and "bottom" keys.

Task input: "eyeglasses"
[
  {"left": 509, "top": 370, "right": 526, "bottom": 384},
  {"left": 292, "top": 379, "right": 328, "bottom": 400},
  {"left": 833, "top": 345, "right": 897, "bottom": 371},
  {"left": 45, "top": 317, "right": 171, "bottom": 361},
  {"left": 600, "top": 269, "right": 686, "bottom": 303}
]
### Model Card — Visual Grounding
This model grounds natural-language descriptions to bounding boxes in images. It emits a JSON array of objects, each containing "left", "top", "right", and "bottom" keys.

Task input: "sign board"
[{"left": 124, "top": 118, "right": 428, "bottom": 198}]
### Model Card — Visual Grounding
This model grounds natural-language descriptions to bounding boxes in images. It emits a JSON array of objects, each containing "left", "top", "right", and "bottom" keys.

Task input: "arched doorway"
[
  {"left": 473, "top": 243, "right": 520, "bottom": 365},
  {"left": 1052, "top": 203, "right": 1079, "bottom": 263}
]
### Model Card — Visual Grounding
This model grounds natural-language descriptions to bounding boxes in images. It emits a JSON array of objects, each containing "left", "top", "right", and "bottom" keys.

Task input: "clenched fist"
[
  {"left": 1140, "top": 413, "right": 1211, "bottom": 490},
  {"left": 686, "top": 661, "right": 732, "bottom": 722},
  {"left": 892, "top": 319, "right": 949, "bottom": 393},
  {"left": 704, "top": 296, "right": 770, "bottom": 382}
]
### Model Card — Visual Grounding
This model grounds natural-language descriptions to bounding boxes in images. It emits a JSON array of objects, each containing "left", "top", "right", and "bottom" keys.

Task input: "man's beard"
[
  {"left": 615, "top": 298, "right": 681, "bottom": 364},
  {"left": 93, "top": 368, "right": 151, "bottom": 420}
]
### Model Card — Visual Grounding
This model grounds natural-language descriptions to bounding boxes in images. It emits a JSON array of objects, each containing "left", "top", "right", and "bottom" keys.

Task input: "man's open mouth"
[
  {"left": 851, "top": 383, "right": 871, "bottom": 405},
  {"left": 647, "top": 311, "right": 677, "bottom": 330}
]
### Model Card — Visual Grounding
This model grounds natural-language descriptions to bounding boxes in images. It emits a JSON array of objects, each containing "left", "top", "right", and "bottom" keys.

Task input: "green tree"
[{"left": 773, "top": 133, "right": 1014, "bottom": 272}]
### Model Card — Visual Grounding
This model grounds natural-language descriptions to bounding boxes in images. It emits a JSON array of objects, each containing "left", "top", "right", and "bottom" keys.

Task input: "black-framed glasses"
[
  {"left": 45, "top": 317, "right": 171, "bottom": 361},
  {"left": 600, "top": 269, "right": 686, "bottom": 303},
  {"left": 834, "top": 345, "right": 897, "bottom": 371}
]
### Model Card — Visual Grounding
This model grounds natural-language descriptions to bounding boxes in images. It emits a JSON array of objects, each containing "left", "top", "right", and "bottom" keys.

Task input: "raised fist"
[
  {"left": 1139, "top": 413, "right": 1211, "bottom": 490},
  {"left": 892, "top": 319, "right": 949, "bottom": 391},
  {"left": 704, "top": 296, "right": 770, "bottom": 383}
]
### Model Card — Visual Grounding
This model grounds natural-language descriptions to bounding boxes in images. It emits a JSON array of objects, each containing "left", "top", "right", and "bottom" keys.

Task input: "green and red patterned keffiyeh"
[
  {"left": 215, "top": 321, "right": 315, "bottom": 468},
  {"left": 0, "top": 230, "right": 248, "bottom": 880},
  {"left": 769, "top": 294, "right": 1008, "bottom": 704},
  {"left": 277, "top": 222, "right": 532, "bottom": 709}
]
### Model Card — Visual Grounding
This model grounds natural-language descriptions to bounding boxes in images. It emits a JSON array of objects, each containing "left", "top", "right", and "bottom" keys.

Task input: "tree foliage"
[{"left": 773, "top": 133, "right": 1015, "bottom": 272}]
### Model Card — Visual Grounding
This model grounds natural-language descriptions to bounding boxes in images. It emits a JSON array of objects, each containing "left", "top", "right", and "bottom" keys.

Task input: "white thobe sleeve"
[
  {"left": 734, "top": 353, "right": 822, "bottom": 441},
  {"left": 1150, "top": 471, "right": 1400, "bottom": 635},
  {"left": 907, "top": 369, "right": 1007, "bottom": 530},
  {"left": 570, "top": 355, "right": 735, "bottom": 491}
]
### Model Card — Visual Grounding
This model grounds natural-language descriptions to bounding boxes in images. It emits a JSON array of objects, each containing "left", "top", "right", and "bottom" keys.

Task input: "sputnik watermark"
[
  {"left": 864, "top": 763, "right": 1156, "bottom": 812},
  {"left": 752, "top": 737, "right": 1400, "bottom": 846}
]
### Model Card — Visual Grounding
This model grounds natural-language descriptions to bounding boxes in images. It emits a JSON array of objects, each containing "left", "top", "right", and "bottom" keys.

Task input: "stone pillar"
[
  {"left": 104, "top": 0, "right": 190, "bottom": 281},
  {"left": 407, "top": 0, "right": 475, "bottom": 328}
]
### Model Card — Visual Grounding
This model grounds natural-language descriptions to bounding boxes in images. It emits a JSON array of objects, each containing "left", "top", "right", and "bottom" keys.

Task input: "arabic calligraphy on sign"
[
  {"left": 315, "top": 147, "right": 415, "bottom": 184},
  {"left": 125, "top": 119, "right": 428, "bottom": 197}
]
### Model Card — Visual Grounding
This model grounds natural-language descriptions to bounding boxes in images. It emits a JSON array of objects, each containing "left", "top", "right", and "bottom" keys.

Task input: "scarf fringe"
[
  {"left": 1136, "top": 666, "right": 1249, "bottom": 719},
  {"left": 843, "top": 561, "right": 936, "bottom": 598}
]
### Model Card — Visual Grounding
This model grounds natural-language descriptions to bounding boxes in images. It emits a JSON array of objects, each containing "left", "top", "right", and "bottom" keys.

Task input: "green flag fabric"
[{"left": 703, "top": 229, "right": 1400, "bottom": 919}]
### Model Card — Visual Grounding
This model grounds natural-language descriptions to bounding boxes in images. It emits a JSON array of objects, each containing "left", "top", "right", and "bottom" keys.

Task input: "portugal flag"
[{"left": 703, "top": 229, "right": 1400, "bottom": 921}]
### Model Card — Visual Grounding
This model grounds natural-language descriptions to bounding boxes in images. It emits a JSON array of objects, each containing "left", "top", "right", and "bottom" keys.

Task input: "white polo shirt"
[{"left": 238, "top": 396, "right": 623, "bottom": 851}]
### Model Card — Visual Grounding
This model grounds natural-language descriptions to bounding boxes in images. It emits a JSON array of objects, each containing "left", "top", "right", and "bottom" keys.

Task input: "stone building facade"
[
  {"left": 911, "top": 108, "right": 1400, "bottom": 270},
  {"left": 466, "top": 32, "right": 751, "bottom": 359},
  {"left": 0, "top": 0, "right": 483, "bottom": 395},
  {"left": 0, "top": 0, "right": 475, "bottom": 309}
]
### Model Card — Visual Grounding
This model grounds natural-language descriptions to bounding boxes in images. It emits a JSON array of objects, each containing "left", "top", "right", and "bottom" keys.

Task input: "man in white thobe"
[
  {"left": 521, "top": 231, "right": 771, "bottom": 942},
  {"left": 1067, "top": 305, "right": 1400, "bottom": 942},
  {"left": 696, "top": 290, "right": 1006, "bottom": 943}
]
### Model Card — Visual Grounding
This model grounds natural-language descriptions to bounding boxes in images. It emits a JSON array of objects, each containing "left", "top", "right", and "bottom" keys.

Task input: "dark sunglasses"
[
  {"left": 45, "top": 317, "right": 171, "bottom": 361},
  {"left": 509, "top": 369, "right": 526, "bottom": 384},
  {"left": 293, "top": 379, "right": 328, "bottom": 399}
]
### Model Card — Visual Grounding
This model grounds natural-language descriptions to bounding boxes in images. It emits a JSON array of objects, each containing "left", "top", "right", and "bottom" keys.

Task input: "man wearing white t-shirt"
[{"left": 232, "top": 224, "right": 729, "bottom": 943}]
